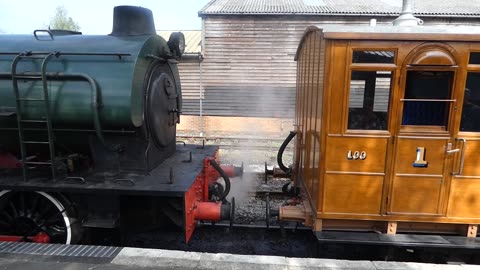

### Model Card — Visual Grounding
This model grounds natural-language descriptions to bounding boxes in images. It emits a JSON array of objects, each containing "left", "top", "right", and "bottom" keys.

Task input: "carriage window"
[
  {"left": 460, "top": 73, "right": 480, "bottom": 132},
  {"left": 348, "top": 71, "right": 392, "bottom": 130},
  {"left": 402, "top": 71, "right": 453, "bottom": 127},
  {"left": 352, "top": 50, "right": 395, "bottom": 64},
  {"left": 469, "top": 52, "right": 480, "bottom": 65}
]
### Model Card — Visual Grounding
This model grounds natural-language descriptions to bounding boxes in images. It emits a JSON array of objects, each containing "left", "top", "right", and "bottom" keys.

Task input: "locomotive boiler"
[{"left": 0, "top": 6, "right": 237, "bottom": 244}]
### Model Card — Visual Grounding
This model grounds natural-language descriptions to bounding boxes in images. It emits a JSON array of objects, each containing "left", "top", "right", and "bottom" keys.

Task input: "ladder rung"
[
  {"left": 24, "top": 161, "right": 52, "bottom": 165},
  {"left": 0, "top": 111, "right": 16, "bottom": 116},
  {"left": 13, "top": 75, "right": 42, "bottom": 79},
  {"left": 23, "top": 141, "right": 50, "bottom": 144},
  {"left": 21, "top": 119, "right": 47, "bottom": 123},
  {"left": 17, "top": 98, "right": 45, "bottom": 101}
]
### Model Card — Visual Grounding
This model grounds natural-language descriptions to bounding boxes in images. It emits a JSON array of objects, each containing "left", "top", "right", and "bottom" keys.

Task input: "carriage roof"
[{"left": 296, "top": 25, "right": 480, "bottom": 59}]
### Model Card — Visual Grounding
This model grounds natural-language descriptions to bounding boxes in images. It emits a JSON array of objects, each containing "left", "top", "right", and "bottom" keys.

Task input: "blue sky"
[{"left": 0, "top": 0, "right": 211, "bottom": 34}]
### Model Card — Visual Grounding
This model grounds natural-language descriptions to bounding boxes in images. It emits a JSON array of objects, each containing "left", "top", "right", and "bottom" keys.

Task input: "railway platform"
[{"left": 0, "top": 241, "right": 479, "bottom": 270}]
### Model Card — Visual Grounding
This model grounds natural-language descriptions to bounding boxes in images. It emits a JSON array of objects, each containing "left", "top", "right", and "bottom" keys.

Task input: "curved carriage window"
[
  {"left": 348, "top": 71, "right": 392, "bottom": 130},
  {"left": 401, "top": 71, "right": 453, "bottom": 126},
  {"left": 469, "top": 52, "right": 480, "bottom": 65},
  {"left": 460, "top": 73, "right": 480, "bottom": 132},
  {"left": 352, "top": 50, "right": 395, "bottom": 64}
]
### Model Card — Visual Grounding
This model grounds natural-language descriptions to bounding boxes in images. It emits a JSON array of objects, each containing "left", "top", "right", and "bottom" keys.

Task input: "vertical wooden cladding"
[
  {"left": 295, "top": 29, "right": 325, "bottom": 211},
  {"left": 202, "top": 16, "right": 310, "bottom": 118},
  {"left": 178, "top": 60, "right": 201, "bottom": 114}
]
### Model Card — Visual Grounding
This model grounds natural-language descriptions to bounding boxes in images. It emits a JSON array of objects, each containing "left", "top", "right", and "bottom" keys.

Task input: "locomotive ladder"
[{"left": 11, "top": 52, "right": 58, "bottom": 181}]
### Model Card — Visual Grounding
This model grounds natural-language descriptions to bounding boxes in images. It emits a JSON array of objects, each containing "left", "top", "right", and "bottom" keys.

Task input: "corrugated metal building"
[{"left": 178, "top": 0, "right": 480, "bottom": 138}]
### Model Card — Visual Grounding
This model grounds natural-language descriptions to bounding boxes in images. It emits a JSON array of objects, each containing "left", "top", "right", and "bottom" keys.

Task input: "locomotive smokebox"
[{"left": 111, "top": 6, "right": 156, "bottom": 36}]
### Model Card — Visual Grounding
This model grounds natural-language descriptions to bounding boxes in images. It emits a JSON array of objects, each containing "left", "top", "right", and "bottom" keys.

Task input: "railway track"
[{"left": 250, "top": 190, "right": 285, "bottom": 199}]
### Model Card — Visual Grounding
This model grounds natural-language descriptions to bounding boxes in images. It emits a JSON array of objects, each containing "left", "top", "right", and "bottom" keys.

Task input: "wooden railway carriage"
[{"left": 287, "top": 25, "right": 480, "bottom": 240}]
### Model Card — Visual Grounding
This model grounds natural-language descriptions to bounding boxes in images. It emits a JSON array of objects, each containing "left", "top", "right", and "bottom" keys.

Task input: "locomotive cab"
[{"left": 285, "top": 25, "right": 480, "bottom": 241}]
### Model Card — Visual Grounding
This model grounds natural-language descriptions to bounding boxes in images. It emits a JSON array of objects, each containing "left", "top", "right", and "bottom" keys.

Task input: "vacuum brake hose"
[
  {"left": 277, "top": 131, "right": 297, "bottom": 176},
  {"left": 210, "top": 159, "right": 231, "bottom": 202}
]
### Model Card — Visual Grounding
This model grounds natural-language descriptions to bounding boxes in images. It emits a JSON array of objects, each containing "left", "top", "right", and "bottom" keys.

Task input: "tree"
[{"left": 49, "top": 6, "right": 80, "bottom": 31}]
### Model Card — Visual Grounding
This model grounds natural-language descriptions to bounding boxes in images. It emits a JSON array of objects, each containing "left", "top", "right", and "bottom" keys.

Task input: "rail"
[{"left": 0, "top": 52, "right": 131, "bottom": 60}]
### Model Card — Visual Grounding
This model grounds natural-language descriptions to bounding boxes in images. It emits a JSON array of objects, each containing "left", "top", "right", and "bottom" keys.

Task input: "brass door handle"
[
  {"left": 446, "top": 148, "right": 460, "bottom": 154},
  {"left": 451, "top": 138, "right": 467, "bottom": 176},
  {"left": 446, "top": 142, "right": 460, "bottom": 154}
]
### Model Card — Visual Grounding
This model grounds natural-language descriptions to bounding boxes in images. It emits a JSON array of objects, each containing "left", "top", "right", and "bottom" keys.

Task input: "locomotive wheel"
[{"left": 0, "top": 191, "right": 80, "bottom": 244}]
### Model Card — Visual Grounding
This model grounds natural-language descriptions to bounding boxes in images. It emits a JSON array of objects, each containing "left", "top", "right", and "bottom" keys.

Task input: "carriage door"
[{"left": 388, "top": 45, "right": 459, "bottom": 216}]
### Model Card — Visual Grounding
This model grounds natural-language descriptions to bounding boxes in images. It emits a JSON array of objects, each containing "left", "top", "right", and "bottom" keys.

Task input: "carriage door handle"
[
  {"left": 450, "top": 138, "right": 467, "bottom": 176},
  {"left": 446, "top": 143, "right": 460, "bottom": 154}
]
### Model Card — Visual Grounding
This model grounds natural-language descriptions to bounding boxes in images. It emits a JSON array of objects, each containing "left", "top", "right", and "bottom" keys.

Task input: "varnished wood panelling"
[
  {"left": 293, "top": 26, "right": 480, "bottom": 228},
  {"left": 312, "top": 133, "right": 321, "bottom": 207},
  {"left": 390, "top": 176, "right": 443, "bottom": 215},
  {"left": 306, "top": 33, "right": 321, "bottom": 198},
  {"left": 447, "top": 179, "right": 480, "bottom": 218},
  {"left": 454, "top": 139, "right": 480, "bottom": 176},
  {"left": 394, "top": 138, "right": 449, "bottom": 175},
  {"left": 299, "top": 33, "right": 312, "bottom": 183},
  {"left": 325, "top": 136, "right": 388, "bottom": 173},
  {"left": 298, "top": 39, "right": 307, "bottom": 175},
  {"left": 311, "top": 32, "right": 325, "bottom": 209},
  {"left": 302, "top": 33, "right": 314, "bottom": 195},
  {"left": 323, "top": 174, "right": 383, "bottom": 214},
  {"left": 327, "top": 41, "right": 348, "bottom": 134}
]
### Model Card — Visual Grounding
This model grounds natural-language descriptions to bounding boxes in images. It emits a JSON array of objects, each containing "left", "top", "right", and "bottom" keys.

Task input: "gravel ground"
[{"left": 225, "top": 174, "right": 291, "bottom": 226}]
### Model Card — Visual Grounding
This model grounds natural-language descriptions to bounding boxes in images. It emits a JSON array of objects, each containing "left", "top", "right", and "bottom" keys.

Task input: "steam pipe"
[
  {"left": 209, "top": 159, "right": 231, "bottom": 201},
  {"left": 277, "top": 131, "right": 297, "bottom": 176},
  {"left": 194, "top": 201, "right": 231, "bottom": 221}
]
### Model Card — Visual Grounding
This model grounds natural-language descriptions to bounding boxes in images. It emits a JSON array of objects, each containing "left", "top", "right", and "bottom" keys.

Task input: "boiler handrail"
[{"left": 0, "top": 72, "right": 113, "bottom": 151}]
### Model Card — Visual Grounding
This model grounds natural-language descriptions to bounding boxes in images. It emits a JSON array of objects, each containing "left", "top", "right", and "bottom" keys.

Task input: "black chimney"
[{"left": 111, "top": 6, "right": 156, "bottom": 36}]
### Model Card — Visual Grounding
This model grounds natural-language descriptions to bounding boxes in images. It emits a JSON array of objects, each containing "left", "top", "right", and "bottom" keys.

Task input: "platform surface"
[{"left": 0, "top": 242, "right": 479, "bottom": 270}]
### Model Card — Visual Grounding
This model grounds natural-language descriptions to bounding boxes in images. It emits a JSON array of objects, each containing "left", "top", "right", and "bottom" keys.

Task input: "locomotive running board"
[{"left": 316, "top": 231, "right": 480, "bottom": 249}]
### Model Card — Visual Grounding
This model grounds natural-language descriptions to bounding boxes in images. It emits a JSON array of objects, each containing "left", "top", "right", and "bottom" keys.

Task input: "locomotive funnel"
[{"left": 111, "top": 6, "right": 156, "bottom": 36}]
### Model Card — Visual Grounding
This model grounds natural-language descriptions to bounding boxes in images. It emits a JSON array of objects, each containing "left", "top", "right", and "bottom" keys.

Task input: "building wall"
[
  {"left": 177, "top": 115, "right": 294, "bottom": 138},
  {"left": 178, "top": 15, "right": 480, "bottom": 138},
  {"left": 178, "top": 58, "right": 202, "bottom": 115}
]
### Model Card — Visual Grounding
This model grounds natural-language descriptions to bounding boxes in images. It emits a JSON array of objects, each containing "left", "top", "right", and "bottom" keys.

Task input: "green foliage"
[{"left": 49, "top": 6, "right": 80, "bottom": 31}]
